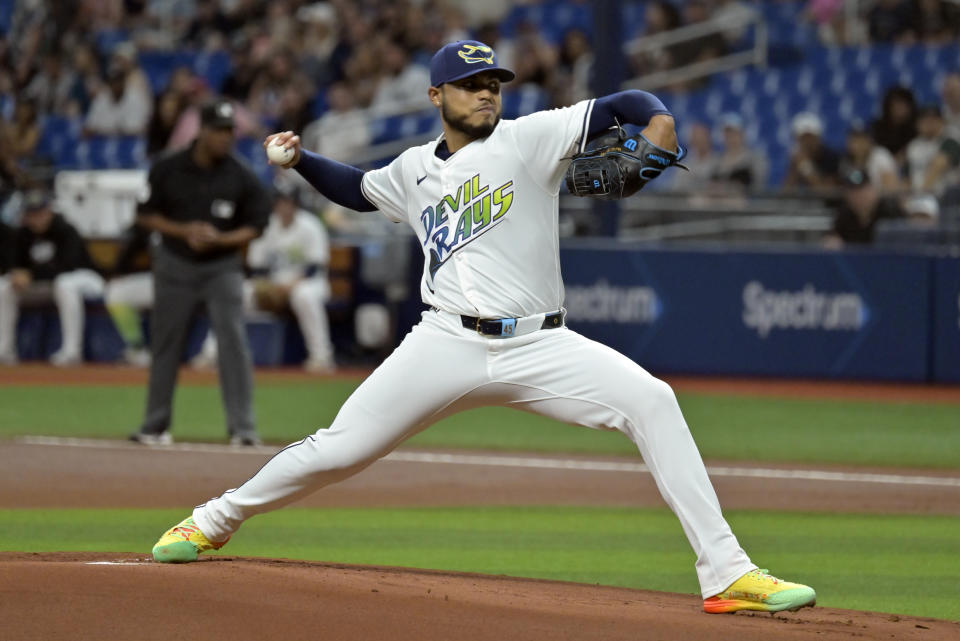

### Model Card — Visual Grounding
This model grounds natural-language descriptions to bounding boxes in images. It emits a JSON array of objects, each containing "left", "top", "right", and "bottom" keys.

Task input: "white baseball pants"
[
  {"left": 287, "top": 278, "right": 334, "bottom": 364},
  {"left": 105, "top": 272, "right": 154, "bottom": 309},
  {"left": 199, "top": 277, "right": 334, "bottom": 365},
  {"left": 0, "top": 269, "right": 104, "bottom": 361},
  {"left": 0, "top": 275, "right": 14, "bottom": 359},
  {"left": 194, "top": 309, "right": 755, "bottom": 598}
]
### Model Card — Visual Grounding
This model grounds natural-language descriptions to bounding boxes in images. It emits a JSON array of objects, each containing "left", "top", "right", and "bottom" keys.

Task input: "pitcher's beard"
[{"left": 442, "top": 102, "right": 500, "bottom": 139}]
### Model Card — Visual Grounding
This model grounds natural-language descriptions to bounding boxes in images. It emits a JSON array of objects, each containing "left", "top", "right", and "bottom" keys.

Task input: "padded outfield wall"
[{"left": 556, "top": 242, "right": 958, "bottom": 383}]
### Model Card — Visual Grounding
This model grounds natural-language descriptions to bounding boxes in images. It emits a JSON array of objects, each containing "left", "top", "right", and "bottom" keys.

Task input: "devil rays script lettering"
[{"left": 420, "top": 174, "right": 514, "bottom": 285}]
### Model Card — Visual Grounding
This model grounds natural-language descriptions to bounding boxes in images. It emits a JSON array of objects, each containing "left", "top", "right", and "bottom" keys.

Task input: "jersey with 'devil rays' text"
[{"left": 361, "top": 99, "right": 596, "bottom": 319}]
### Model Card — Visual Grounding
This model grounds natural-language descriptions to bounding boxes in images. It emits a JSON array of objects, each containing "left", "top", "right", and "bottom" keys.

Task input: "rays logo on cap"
[{"left": 458, "top": 43, "right": 494, "bottom": 64}]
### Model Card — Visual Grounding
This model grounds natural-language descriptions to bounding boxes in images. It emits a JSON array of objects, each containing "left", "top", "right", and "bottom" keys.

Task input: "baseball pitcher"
[{"left": 151, "top": 40, "right": 816, "bottom": 615}]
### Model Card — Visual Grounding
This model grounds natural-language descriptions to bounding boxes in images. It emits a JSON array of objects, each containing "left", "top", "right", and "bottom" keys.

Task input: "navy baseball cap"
[{"left": 430, "top": 40, "right": 515, "bottom": 87}]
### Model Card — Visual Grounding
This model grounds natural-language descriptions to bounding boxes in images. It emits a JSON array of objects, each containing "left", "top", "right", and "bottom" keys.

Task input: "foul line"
[{"left": 13, "top": 435, "right": 960, "bottom": 489}]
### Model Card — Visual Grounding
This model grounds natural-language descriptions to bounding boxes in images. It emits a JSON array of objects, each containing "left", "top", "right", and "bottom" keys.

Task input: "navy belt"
[{"left": 460, "top": 310, "right": 565, "bottom": 337}]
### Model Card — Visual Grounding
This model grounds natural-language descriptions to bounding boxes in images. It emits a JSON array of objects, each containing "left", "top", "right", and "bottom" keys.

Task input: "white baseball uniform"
[
  {"left": 246, "top": 209, "right": 334, "bottom": 365},
  {"left": 193, "top": 100, "right": 756, "bottom": 598},
  {"left": 105, "top": 272, "right": 154, "bottom": 310},
  {"left": 196, "top": 209, "right": 335, "bottom": 367},
  {"left": 0, "top": 269, "right": 105, "bottom": 363}
]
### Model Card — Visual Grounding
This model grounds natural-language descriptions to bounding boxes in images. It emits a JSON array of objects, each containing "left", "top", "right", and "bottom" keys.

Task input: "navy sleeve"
[
  {"left": 587, "top": 91, "right": 673, "bottom": 140},
  {"left": 294, "top": 150, "right": 377, "bottom": 212}
]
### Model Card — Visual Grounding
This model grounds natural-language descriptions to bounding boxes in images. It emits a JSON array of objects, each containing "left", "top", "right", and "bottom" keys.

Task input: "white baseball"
[{"left": 267, "top": 140, "right": 295, "bottom": 165}]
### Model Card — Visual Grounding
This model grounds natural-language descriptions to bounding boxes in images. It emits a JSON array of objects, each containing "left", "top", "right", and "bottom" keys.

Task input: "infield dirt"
[{"left": 2, "top": 552, "right": 958, "bottom": 641}]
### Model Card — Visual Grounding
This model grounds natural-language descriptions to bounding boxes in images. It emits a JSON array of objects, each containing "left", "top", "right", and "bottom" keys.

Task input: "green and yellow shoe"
[
  {"left": 704, "top": 569, "right": 816, "bottom": 614},
  {"left": 152, "top": 517, "right": 228, "bottom": 563}
]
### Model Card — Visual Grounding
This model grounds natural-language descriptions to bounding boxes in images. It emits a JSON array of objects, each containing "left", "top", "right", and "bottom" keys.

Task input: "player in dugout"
[{"left": 151, "top": 40, "right": 816, "bottom": 615}]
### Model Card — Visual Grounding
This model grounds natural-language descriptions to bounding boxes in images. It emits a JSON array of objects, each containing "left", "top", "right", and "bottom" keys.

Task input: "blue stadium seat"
[
  {"left": 311, "top": 90, "right": 329, "bottom": 119},
  {"left": 540, "top": 2, "right": 592, "bottom": 43},
  {"left": 415, "top": 112, "right": 441, "bottom": 136},
  {"left": 0, "top": 0, "right": 10, "bottom": 35},
  {"left": 139, "top": 50, "right": 228, "bottom": 94},
  {"left": 76, "top": 136, "right": 113, "bottom": 169},
  {"left": 116, "top": 136, "right": 147, "bottom": 168},
  {"left": 621, "top": 2, "right": 646, "bottom": 39},
  {"left": 37, "top": 116, "right": 82, "bottom": 168},
  {"left": 759, "top": 0, "right": 817, "bottom": 48},
  {"left": 369, "top": 115, "right": 404, "bottom": 145},
  {"left": 234, "top": 137, "right": 273, "bottom": 185},
  {"left": 139, "top": 51, "right": 194, "bottom": 94},
  {"left": 95, "top": 29, "right": 130, "bottom": 57},
  {"left": 502, "top": 85, "right": 549, "bottom": 119},
  {"left": 193, "top": 50, "right": 232, "bottom": 92},
  {"left": 0, "top": 93, "right": 11, "bottom": 121}
]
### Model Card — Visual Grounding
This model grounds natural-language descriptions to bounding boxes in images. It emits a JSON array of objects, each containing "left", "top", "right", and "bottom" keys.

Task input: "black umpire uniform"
[
  {"left": 131, "top": 99, "right": 271, "bottom": 444},
  {"left": 0, "top": 220, "right": 14, "bottom": 274}
]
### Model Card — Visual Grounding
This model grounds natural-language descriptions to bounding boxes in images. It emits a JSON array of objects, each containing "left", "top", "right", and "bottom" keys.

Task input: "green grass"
[
  {"left": 0, "top": 383, "right": 958, "bottom": 468},
  {"left": 1, "top": 506, "right": 957, "bottom": 621}
]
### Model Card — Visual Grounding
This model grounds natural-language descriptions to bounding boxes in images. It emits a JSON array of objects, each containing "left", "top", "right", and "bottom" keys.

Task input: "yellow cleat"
[
  {"left": 704, "top": 568, "right": 816, "bottom": 614},
  {"left": 152, "top": 516, "right": 228, "bottom": 563}
]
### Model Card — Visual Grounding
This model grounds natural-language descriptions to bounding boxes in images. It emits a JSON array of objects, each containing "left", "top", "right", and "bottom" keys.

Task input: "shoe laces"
[
  {"left": 171, "top": 521, "right": 202, "bottom": 540},
  {"left": 749, "top": 568, "right": 781, "bottom": 585}
]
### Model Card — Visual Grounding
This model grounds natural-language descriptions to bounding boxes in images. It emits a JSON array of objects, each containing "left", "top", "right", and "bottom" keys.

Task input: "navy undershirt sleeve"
[
  {"left": 587, "top": 90, "right": 673, "bottom": 141},
  {"left": 294, "top": 149, "right": 377, "bottom": 212}
]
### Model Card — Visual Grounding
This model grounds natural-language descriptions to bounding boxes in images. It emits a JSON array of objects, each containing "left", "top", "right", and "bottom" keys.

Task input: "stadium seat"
[
  {"left": 94, "top": 29, "right": 130, "bottom": 58},
  {"left": 193, "top": 50, "right": 232, "bottom": 92},
  {"left": 502, "top": 86, "right": 550, "bottom": 119},
  {"left": 234, "top": 137, "right": 273, "bottom": 185},
  {"left": 0, "top": 0, "right": 12, "bottom": 35},
  {"left": 116, "top": 136, "right": 147, "bottom": 169}
]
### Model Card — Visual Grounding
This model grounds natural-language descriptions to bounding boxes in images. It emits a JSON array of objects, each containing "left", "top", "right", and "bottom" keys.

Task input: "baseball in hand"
[{"left": 267, "top": 139, "right": 295, "bottom": 165}]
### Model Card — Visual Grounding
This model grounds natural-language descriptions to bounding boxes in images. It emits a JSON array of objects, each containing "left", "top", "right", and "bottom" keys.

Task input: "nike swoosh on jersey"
[{"left": 417, "top": 175, "right": 427, "bottom": 185}]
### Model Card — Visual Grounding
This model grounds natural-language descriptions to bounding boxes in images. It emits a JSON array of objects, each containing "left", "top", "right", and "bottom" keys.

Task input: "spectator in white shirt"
[
  {"left": 84, "top": 64, "right": 152, "bottom": 136},
  {"left": 906, "top": 105, "right": 960, "bottom": 196},
  {"left": 369, "top": 39, "right": 431, "bottom": 116},
  {"left": 301, "top": 83, "right": 371, "bottom": 163},
  {"left": 941, "top": 71, "right": 960, "bottom": 139},
  {"left": 710, "top": 113, "right": 769, "bottom": 191},
  {"left": 841, "top": 125, "right": 902, "bottom": 194}
]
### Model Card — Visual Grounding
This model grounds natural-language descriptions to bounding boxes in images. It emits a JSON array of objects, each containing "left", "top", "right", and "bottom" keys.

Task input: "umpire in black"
[{"left": 130, "top": 99, "right": 270, "bottom": 445}]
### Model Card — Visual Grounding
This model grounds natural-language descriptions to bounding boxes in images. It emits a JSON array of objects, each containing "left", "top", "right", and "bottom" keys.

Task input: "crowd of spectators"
[
  {"left": 0, "top": 1, "right": 606, "bottom": 203},
  {"left": 807, "top": 0, "right": 960, "bottom": 46},
  {"left": 1, "top": 1, "right": 959, "bottom": 243}
]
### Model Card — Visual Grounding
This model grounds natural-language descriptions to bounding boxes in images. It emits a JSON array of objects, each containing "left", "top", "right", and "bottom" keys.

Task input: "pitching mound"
[{"left": 2, "top": 552, "right": 956, "bottom": 641}]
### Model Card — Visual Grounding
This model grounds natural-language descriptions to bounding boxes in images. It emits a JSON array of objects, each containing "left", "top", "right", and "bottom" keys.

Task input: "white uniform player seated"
[
  {"left": 193, "top": 186, "right": 335, "bottom": 372},
  {"left": 0, "top": 190, "right": 105, "bottom": 366},
  {"left": 151, "top": 40, "right": 816, "bottom": 615}
]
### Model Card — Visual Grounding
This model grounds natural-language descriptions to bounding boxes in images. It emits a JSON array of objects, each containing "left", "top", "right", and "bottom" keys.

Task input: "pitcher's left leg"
[{"left": 495, "top": 328, "right": 754, "bottom": 598}]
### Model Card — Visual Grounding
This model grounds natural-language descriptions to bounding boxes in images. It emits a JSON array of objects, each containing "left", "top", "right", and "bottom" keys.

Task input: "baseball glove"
[{"left": 565, "top": 127, "right": 687, "bottom": 200}]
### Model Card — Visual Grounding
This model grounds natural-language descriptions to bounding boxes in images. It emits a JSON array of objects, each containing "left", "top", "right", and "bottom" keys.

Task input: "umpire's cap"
[
  {"left": 200, "top": 99, "right": 236, "bottom": 129},
  {"left": 430, "top": 40, "right": 515, "bottom": 87}
]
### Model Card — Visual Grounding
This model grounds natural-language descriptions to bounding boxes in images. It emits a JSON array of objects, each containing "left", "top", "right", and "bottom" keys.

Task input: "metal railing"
[{"left": 622, "top": 7, "right": 768, "bottom": 91}]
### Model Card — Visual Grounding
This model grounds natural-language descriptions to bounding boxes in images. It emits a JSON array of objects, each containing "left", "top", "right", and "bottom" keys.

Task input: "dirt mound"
[{"left": 2, "top": 552, "right": 956, "bottom": 641}]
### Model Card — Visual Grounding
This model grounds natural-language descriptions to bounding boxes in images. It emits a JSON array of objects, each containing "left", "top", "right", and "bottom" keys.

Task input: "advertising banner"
[
  {"left": 560, "top": 245, "right": 931, "bottom": 381},
  {"left": 932, "top": 257, "right": 960, "bottom": 383}
]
